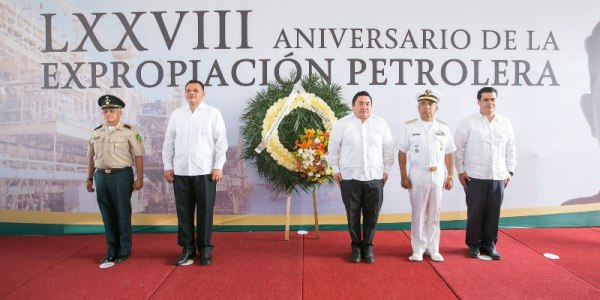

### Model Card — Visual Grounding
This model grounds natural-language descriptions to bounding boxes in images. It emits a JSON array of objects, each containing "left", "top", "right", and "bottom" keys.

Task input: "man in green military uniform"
[{"left": 86, "top": 94, "right": 145, "bottom": 269}]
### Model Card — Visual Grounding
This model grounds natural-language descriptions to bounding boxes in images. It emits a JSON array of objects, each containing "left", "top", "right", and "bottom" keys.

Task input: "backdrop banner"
[{"left": 1, "top": 0, "right": 599, "bottom": 233}]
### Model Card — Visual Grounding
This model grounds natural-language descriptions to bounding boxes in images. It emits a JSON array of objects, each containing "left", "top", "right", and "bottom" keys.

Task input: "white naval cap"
[{"left": 416, "top": 88, "right": 442, "bottom": 103}]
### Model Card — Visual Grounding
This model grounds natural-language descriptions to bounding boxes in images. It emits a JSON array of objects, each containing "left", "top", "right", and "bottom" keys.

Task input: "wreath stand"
[
  {"left": 246, "top": 78, "right": 346, "bottom": 242},
  {"left": 284, "top": 188, "right": 320, "bottom": 241}
]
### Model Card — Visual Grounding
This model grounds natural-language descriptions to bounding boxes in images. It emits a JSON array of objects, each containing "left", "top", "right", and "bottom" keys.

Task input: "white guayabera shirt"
[
  {"left": 162, "top": 102, "right": 228, "bottom": 176},
  {"left": 454, "top": 113, "right": 516, "bottom": 180},
  {"left": 327, "top": 114, "right": 395, "bottom": 181}
]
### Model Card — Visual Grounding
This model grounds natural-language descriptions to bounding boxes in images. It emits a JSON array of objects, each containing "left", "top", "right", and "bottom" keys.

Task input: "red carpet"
[
  {"left": 503, "top": 228, "right": 600, "bottom": 288},
  {"left": 303, "top": 230, "right": 456, "bottom": 299},
  {"left": 1, "top": 229, "right": 599, "bottom": 299},
  {"left": 0, "top": 235, "right": 96, "bottom": 297},
  {"left": 151, "top": 232, "right": 303, "bottom": 299},
  {"left": 3, "top": 234, "right": 177, "bottom": 300},
  {"left": 429, "top": 229, "right": 600, "bottom": 299}
]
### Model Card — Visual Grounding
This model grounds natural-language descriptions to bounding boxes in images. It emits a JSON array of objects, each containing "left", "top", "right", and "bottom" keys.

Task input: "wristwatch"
[{"left": 86, "top": 177, "right": 93, "bottom": 182}]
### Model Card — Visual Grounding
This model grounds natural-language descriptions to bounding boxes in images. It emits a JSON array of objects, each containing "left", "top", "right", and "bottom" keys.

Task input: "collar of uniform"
[
  {"left": 102, "top": 121, "right": 124, "bottom": 130},
  {"left": 416, "top": 118, "right": 436, "bottom": 127}
]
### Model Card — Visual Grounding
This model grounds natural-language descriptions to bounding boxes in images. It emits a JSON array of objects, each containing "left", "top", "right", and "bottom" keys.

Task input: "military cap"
[
  {"left": 98, "top": 94, "right": 125, "bottom": 109},
  {"left": 416, "top": 88, "right": 441, "bottom": 103}
]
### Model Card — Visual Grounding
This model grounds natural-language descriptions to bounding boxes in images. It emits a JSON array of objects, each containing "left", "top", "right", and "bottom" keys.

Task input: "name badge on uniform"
[
  {"left": 412, "top": 133, "right": 420, "bottom": 136},
  {"left": 435, "top": 130, "right": 445, "bottom": 136}
]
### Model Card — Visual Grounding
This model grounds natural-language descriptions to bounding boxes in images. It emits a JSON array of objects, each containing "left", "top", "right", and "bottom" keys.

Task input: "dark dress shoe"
[
  {"left": 363, "top": 246, "right": 375, "bottom": 263},
  {"left": 174, "top": 250, "right": 195, "bottom": 266},
  {"left": 482, "top": 247, "right": 502, "bottom": 260},
  {"left": 200, "top": 252, "right": 212, "bottom": 266},
  {"left": 115, "top": 255, "right": 129, "bottom": 263},
  {"left": 350, "top": 246, "right": 361, "bottom": 263},
  {"left": 99, "top": 255, "right": 117, "bottom": 268},
  {"left": 468, "top": 247, "right": 480, "bottom": 258},
  {"left": 100, "top": 255, "right": 115, "bottom": 264}
]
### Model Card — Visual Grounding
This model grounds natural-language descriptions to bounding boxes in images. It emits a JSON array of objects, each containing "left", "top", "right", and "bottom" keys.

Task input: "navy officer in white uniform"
[{"left": 396, "top": 88, "right": 455, "bottom": 262}]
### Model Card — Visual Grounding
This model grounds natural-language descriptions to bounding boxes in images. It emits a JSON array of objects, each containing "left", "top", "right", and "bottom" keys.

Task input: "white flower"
[{"left": 302, "top": 153, "right": 313, "bottom": 161}]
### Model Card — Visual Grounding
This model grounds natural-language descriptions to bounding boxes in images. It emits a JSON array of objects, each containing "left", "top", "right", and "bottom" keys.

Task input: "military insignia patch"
[{"left": 136, "top": 133, "right": 143, "bottom": 143}]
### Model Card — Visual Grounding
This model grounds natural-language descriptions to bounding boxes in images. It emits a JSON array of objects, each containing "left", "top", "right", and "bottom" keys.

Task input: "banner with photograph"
[{"left": 0, "top": 0, "right": 599, "bottom": 233}]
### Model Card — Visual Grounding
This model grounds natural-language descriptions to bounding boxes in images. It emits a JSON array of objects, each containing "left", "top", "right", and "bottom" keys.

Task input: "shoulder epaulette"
[
  {"left": 93, "top": 125, "right": 103, "bottom": 130},
  {"left": 436, "top": 119, "right": 447, "bottom": 125},
  {"left": 123, "top": 124, "right": 132, "bottom": 129},
  {"left": 405, "top": 118, "right": 418, "bottom": 124}
]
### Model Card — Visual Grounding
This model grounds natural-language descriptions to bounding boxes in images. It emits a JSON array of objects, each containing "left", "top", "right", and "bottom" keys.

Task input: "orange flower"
[
  {"left": 293, "top": 128, "right": 333, "bottom": 183},
  {"left": 305, "top": 129, "right": 315, "bottom": 139}
]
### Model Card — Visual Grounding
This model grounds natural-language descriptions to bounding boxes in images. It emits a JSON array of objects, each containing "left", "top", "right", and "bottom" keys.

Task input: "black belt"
[{"left": 97, "top": 167, "right": 131, "bottom": 174}]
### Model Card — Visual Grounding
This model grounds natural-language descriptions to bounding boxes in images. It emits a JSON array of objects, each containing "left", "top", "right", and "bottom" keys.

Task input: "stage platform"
[{"left": 1, "top": 228, "right": 599, "bottom": 299}]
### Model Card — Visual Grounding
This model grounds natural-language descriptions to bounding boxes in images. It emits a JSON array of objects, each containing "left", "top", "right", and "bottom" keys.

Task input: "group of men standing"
[
  {"left": 327, "top": 86, "right": 516, "bottom": 263},
  {"left": 86, "top": 82, "right": 515, "bottom": 268},
  {"left": 87, "top": 80, "right": 227, "bottom": 268}
]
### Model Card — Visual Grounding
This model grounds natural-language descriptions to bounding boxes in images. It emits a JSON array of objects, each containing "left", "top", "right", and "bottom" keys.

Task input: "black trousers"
[
  {"left": 94, "top": 167, "right": 134, "bottom": 257},
  {"left": 465, "top": 178, "right": 504, "bottom": 249},
  {"left": 173, "top": 175, "right": 216, "bottom": 254},
  {"left": 340, "top": 179, "right": 384, "bottom": 248}
]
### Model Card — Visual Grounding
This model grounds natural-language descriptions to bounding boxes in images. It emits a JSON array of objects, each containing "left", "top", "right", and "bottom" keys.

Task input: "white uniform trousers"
[{"left": 408, "top": 168, "right": 444, "bottom": 255}]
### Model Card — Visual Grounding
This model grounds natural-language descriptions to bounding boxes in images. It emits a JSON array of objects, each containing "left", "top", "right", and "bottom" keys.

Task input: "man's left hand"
[
  {"left": 212, "top": 169, "right": 223, "bottom": 182},
  {"left": 133, "top": 178, "right": 143, "bottom": 190},
  {"left": 444, "top": 177, "right": 453, "bottom": 190},
  {"left": 504, "top": 175, "right": 512, "bottom": 188}
]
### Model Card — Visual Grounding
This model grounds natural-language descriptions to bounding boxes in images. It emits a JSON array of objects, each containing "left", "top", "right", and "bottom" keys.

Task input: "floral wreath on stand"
[
  {"left": 240, "top": 73, "right": 350, "bottom": 239},
  {"left": 260, "top": 92, "right": 336, "bottom": 174}
]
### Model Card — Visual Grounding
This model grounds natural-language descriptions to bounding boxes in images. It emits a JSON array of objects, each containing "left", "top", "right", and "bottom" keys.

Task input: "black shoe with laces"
[
  {"left": 115, "top": 255, "right": 129, "bottom": 263},
  {"left": 98, "top": 255, "right": 116, "bottom": 268},
  {"left": 363, "top": 246, "right": 375, "bottom": 263},
  {"left": 100, "top": 255, "right": 115, "bottom": 264},
  {"left": 200, "top": 252, "right": 212, "bottom": 266},
  {"left": 350, "top": 245, "right": 361, "bottom": 263},
  {"left": 481, "top": 247, "right": 502, "bottom": 260},
  {"left": 174, "top": 249, "right": 195, "bottom": 266},
  {"left": 468, "top": 247, "right": 480, "bottom": 258}
]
